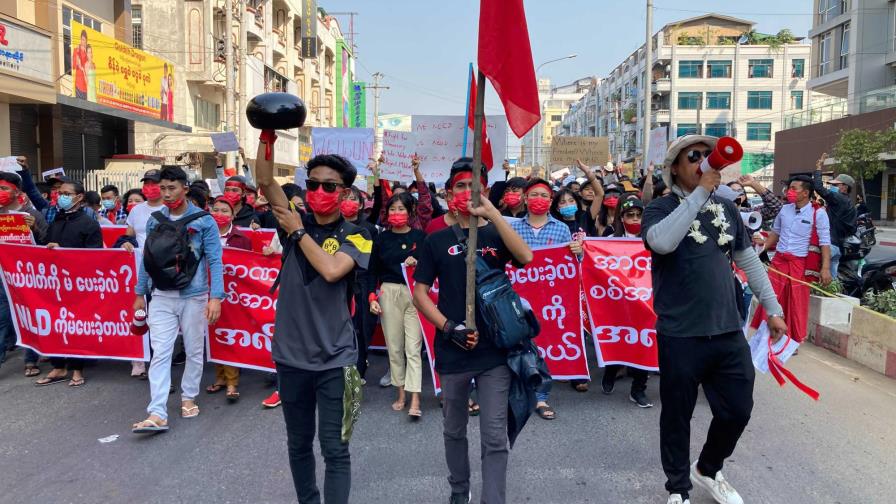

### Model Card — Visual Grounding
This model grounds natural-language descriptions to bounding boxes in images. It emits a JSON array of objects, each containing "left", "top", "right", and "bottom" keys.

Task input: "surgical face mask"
[
  {"left": 101, "top": 199, "right": 116, "bottom": 210},
  {"left": 558, "top": 204, "right": 577, "bottom": 218},
  {"left": 57, "top": 194, "right": 76, "bottom": 211}
]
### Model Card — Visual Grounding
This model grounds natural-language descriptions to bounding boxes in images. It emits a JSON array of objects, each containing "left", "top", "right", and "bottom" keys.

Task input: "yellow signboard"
[{"left": 70, "top": 21, "right": 174, "bottom": 121}]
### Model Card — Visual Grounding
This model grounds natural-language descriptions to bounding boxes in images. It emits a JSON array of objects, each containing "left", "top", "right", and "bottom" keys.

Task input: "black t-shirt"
[
  {"left": 414, "top": 223, "right": 515, "bottom": 374},
  {"left": 370, "top": 229, "right": 426, "bottom": 289},
  {"left": 642, "top": 193, "right": 750, "bottom": 338}
]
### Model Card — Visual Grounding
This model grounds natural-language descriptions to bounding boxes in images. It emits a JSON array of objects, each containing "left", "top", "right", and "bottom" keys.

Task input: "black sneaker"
[
  {"left": 449, "top": 490, "right": 471, "bottom": 504},
  {"left": 601, "top": 372, "right": 615, "bottom": 395},
  {"left": 630, "top": 390, "right": 653, "bottom": 408},
  {"left": 172, "top": 351, "right": 186, "bottom": 366}
]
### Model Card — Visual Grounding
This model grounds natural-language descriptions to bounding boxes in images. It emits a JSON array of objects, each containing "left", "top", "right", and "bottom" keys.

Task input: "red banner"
[
  {"left": 101, "top": 225, "right": 128, "bottom": 248},
  {"left": 401, "top": 264, "right": 441, "bottom": 393},
  {"left": 507, "top": 245, "right": 589, "bottom": 379},
  {"left": 207, "top": 247, "right": 280, "bottom": 372},
  {"left": 0, "top": 213, "right": 34, "bottom": 244},
  {"left": 581, "top": 238, "right": 658, "bottom": 371},
  {"left": 236, "top": 227, "right": 278, "bottom": 254},
  {"left": 0, "top": 244, "right": 147, "bottom": 360}
]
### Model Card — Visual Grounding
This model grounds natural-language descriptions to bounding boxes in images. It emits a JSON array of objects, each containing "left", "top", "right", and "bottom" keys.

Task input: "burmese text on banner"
[
  {"left": 0, "top": 213, "right": 34, "bottom": 244},
  {"left": 581, "top": 238, "right": 659, "bottom": 371},
  {"left": 0, "top": 244, "right": 147, "bottom": 360},
  {"left": 207, "top": 248, "right": 280, "bottom": 372}
]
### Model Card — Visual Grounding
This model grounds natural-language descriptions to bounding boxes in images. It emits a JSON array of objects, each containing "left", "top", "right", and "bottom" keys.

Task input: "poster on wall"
[{"left": 70, "top": 21, "right": 175, "bottom": 121}]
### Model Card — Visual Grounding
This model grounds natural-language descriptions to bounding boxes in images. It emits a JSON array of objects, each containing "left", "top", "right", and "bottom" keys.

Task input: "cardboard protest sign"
[{"left": 550, "top": 137, "right": 609, "bottom": 166}]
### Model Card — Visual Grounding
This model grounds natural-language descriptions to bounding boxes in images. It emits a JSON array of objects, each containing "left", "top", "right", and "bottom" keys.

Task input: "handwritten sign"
[
  {"left": 0, "top": 213, "right": 34, "bottom": 244},
  {"left": 648, "top": 127, "right": 668, "bottom": 166},
  {"left": 380, "top": 130, "right": 416, "bottom": 183},
  {"left": 411, "top": 115, "right": 507, "bottom": 185},
  {"left": 41, "top": 167, "right": 64, "bottom": 181},
  {"left": 550, "top": 137, "right": 609, "bottom": 166},
  {"left": 311, "top": 128, "right": 375, "bottom": 176},
  {"left": 211, "top": 132, "right": 240, "bottom": 153},
  {"left": 0, "top": 156, "right": 22, "bottom": 173}
]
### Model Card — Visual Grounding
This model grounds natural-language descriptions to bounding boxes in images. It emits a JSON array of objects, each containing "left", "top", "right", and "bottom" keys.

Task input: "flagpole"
[
  {"left": 462, "top": 63, "right": 474, "bottom": 157},
  {"left": 465, "top": 70, "right": 486, "bottom": 329}
]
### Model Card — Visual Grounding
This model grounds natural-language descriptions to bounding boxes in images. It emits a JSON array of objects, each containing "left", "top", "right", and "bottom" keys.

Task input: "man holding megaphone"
[{"left": 642, "top": 135, "right": 787, "bottom": 504}]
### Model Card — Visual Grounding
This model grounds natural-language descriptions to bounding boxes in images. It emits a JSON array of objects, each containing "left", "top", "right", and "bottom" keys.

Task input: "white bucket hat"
[{"left": 662, "top": 135, "right": 718, "bottom": 188}]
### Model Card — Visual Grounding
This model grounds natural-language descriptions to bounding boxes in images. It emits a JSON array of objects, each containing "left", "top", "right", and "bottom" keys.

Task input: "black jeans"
[
  {"left": 278, "top": 364, "right": 350, "bottom": 504},
  {"left": 658, "top": 331, "right": 754, "bottom": 495},
  {"left": 351, "top": 292, "right": 375, "bottom": 378},
  {"left": 603, "top": 365, "right": 648, "bottom": 393},
  {"left": 50, "top": 358, "right": 84, "bottom": 372}
]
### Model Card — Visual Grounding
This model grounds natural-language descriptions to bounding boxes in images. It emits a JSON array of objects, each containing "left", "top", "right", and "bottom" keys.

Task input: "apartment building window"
[
  {"left": 62, "top": 7, "right": 103, "bottom": 75},
  {"left": 819, "top": 31, "right": 833, "bottom": 76},
  {"left": 678, "top": 92, "right": 702, "bottom": 110},
  {"left": 790, "top": 91, "right": 804, "bottom": 109},
  {"left": 706, "top": 92, "right": 731, "bottom": 109},
  {"left": 748, "top": 59, "right": 773, "bottom": 78},
  {"left": 677, "top": 123, "right": 699, "bottom": 137},
  {"left": 707, "top": 60, "right": 732, "bottom": 78},
  {"left": 265, "top": 67, "right": 288, "bottom": 92},
  {"left": 840, "top": 22, "right": 850, "bottom": 69},
  {"left": 131, "top": 6, "right": 142, "bottom": 49},
  {"left": 679, "top": 60, "right": 703, "bottom": 78},
  {"left": 704, "top": 123, "right": 728, "bottom": 137},
  {"left": 194, "top": 98, "right": 220, "bottom": 130},
  {"left": 818, "top": 0, "right": 843, "bottom": 23},
  {"left": 791, "top": 59, "right": 805, "bottom": 78},
  {"left": 747, "top": 122, "right": 772, "bottom": 141},
  {"left": 747, "top": 91, "right": 773, "bottom": 109}
]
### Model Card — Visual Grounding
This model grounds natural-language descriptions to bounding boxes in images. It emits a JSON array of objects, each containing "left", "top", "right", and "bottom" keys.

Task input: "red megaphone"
[{"left": 698, "top": 136, "right": 743, "bottom": 175}]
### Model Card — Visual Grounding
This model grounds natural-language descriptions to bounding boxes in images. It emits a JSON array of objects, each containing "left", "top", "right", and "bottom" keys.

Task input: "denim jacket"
[{"left": 135, "top": 203, "right": 225, "bottom": 299}]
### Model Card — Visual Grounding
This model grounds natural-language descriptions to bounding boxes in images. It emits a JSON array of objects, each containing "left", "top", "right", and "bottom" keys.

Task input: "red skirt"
[{"left": 750, "top": 253, "right": 810, "bottom": 343}]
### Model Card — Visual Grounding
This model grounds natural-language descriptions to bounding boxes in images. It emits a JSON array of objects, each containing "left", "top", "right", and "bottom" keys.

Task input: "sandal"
[
  {"left": 206, "top": 383, "right": 226, "bottom": 394},
  {"left": 226, "top": 389, "right": 240, "bottom": 403},
  {"left": 132, "top": 417, "right": 169, "bottom": 434},
  {"left": 24, "top": 365, "right": 40, "bottom": 377},
  {"left": 392, "top": 399, "right": 406, "bottom": 411},
  {"left": 181, "top": 404, "right": 200, "bottom": 418},
  {"left": 468, "top": 401, "right": 480, "bottom": 417},
  {"left": 536, "top": 405, "right": 556, "bottom": 420},
  {"left": 573, "top": 382, "right": 589, "bottom": 393},
  {"left": 69, "top": 377, "right": 85, "bottom": 387},
  {"left": 137, "top": 372, "right": 148, "bottom": 380},
  {"left": 408, "top": 407, "right": 422, "bottom": 420},
  {"left": 35, "top": 375, "right": 67, "bottom": 386}
]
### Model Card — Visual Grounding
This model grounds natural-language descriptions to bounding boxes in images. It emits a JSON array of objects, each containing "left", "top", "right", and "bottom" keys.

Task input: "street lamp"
[{"left": 531, "top": 54, "right": 578, "bottom": 171}]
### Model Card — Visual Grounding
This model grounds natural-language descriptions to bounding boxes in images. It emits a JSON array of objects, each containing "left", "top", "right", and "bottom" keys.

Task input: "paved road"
[{"left": 1, "top": 343, "right": 895, "bottom": 504}]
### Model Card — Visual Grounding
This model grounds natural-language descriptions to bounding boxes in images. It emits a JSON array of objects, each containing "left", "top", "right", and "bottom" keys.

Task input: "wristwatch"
[{"left": 289, "top": 229, "right": 307, "bottom": 243}]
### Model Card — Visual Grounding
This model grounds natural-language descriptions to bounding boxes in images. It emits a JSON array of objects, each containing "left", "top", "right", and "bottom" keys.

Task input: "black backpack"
[
  {"left": 144, "top": 210, "right": 208, "bottom": 291},
  {"left": 450, "top": 225, "right": 540, "bottom": 349}
]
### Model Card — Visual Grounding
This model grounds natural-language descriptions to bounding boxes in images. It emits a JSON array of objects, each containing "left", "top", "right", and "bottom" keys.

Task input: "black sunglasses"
[
  {"left": 306, "top": 180, "right": 343, "bottom": 193},
  {"left": 686, "top": 149, "right": 713, "bottom": 163}
]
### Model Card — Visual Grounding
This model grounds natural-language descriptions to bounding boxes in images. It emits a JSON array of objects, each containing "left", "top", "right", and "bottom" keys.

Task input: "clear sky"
[{"left": 323, "top": 0, "right": 813, "bottom": 148}]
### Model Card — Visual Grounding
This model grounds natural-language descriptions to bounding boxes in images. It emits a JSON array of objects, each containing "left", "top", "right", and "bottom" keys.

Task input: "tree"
[{"left": 831, "top": 128, "right": 896, "bottom": 198}]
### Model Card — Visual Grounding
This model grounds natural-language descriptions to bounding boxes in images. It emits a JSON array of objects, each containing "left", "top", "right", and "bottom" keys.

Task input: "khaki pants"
[
  {"left": 215, "top": 364, "right": 240, "bottom": 387},
  {"left": 379, "top": 282, "right": 423, "bottom": 393}
]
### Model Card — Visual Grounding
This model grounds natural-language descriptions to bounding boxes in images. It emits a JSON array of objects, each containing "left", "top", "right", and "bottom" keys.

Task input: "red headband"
[
  {"left": 526, "top": 183, "right": 552, "bottom": 196},
  {"left": 448, "top": 171, "right": 487, "bottom": 190},
  {"left": 0, "top": 181, "right": 18, "bottom": 190},
  {"left": 225, "top": 181, "right": 245, "bottom": 190}
]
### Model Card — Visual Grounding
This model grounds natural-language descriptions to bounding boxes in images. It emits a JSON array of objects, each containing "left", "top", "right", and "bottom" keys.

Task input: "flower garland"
[{"left": 688, "top": 201, "right": 734, "bottom": 246}]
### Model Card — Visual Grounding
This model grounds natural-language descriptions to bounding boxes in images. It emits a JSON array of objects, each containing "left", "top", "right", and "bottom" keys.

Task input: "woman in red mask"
[
  {"left": 606, "top": 194, "right": 653, "bottom": 407},
  {"left": 206, "top": 196, "right": 252, "bottom": 402},
  {"left": 368, "top": 192, "right": 427, "bottom": 419}
]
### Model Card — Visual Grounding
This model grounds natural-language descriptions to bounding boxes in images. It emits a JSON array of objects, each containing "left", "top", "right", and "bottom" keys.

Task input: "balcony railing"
[
  {"left": 859, "top": 85, "right": 896, "bottom": 114},
  {"left": 782, "top": 97, "right": 847, "bottom": 130},
  {"left": 652, "top": 78, "right": 671, "bottom": 93}
]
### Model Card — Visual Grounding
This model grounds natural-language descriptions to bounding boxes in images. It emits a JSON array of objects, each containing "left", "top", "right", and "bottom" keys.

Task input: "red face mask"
[
  {"left": 503, "top": 192, "right": 522, "bottom": 208},
  {"left": 387, "top": 212, "right": 409, "bottom": 228},
  {"left": 126, "top": 202, "right": 140, "bottom": 212},
  {"left": 245, "top": 194, "right": 256, "bottom": 207},
  {"left": 212, "top": 213, "right": 232, "bottom": 227},
  {"left": 451, "top": 190, "right": 472, "bottom": 216},
  {"left": 623, "top": 222, "right": 642, "bottom": 235},
  {"left": 604, "top": 196, "right": 619, "bottom": 209},
  {"left": 222, "top": 191, "right": 242, "bottom": 207},
  {"left": 163, "top": 197, "right": 184, "bottom": 210},
  {"left": 527, "top": 196, "right": 551, "bottom": 215},
  {"left": 142, "top": 183, "right": 161, "bottom": 200},
  {"left": 340, "top": 199, "right": 361, "bottom": 219},
  {"left": 50, "top": 190, "right": 59, "bottom": 206},
  {"left": 306, "top": 187, "right": 341, "bottom": 215},
  {"left": 786, "top": 189, "right": 798, "bottom": 204},
  {"left": 0, "top": 190, "right": 14, "bottom": 207}
]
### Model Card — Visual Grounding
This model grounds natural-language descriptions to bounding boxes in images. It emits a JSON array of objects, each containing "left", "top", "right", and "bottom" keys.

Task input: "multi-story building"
[
  {"left": 558, "top": 84, "right": 599, "bottom": 138},
  {"left": 592, "top": 14, "right": 810, "bottom": 174},
  {"left": 521, "top": 77, "right": 594, "bottom": 168},
  {"left": 776, "top": 0, "right": 896, "bottom": 221}
]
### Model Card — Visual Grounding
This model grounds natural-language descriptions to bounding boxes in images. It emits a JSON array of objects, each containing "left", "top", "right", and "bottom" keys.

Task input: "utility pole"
[
  {"left": 224, "top": 0, "right": 235, "bottom": 171},
  {"left": 327, "top": 12, "right": 359, "bottom": 56},
  {"left": 367, "top": 72, "right": 389, "bottom": 153},
  {"left": 238, "top": 0, "right": 248, "bottom": 154},
  {"left": 643, "top": 0, "right": 653, "bottom": 170}
]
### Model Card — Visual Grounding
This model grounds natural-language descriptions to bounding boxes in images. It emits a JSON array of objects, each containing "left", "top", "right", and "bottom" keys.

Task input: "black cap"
[
  {"left": 141, "top": 169, "right": 161, "bottom": 183},
  {"left": 0, "top": 171, "right": 22, "bottom": 188}
]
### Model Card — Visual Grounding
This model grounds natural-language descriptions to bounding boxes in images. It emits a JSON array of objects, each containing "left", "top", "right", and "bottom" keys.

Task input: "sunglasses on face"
[
  {"left": 686, "top": 149, "right": 713, "bottom": 163},
  {"left": 306, "top": 180, "right": 343, "bottom": 193}
]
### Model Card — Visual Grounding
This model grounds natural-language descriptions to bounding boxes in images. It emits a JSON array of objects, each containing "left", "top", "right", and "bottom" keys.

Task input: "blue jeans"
[
  {"left": 0, "top": 291, "right": 10, "bottom": 367},
  {"left": 830, "top": 244, "right": 841, "bottom": 279}
]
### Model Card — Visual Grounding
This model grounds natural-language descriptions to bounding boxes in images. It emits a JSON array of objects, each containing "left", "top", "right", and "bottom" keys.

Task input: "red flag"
[
  {"left": 468, "top": 66, "right": 494, "bottom": 170},
  {"left": 478, "top": 0, "right": 540, "bottom": 138}
]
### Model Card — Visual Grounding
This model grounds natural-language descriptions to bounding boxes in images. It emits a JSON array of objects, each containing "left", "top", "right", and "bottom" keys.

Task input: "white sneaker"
[
  {"left": 667, "top": 494, "right": 690, "bottom": 504},
  {"left": 690, "top": 462, "right": 744, "bottom": 504},
  {"left": 379, "top": 368, "right": 392, "bottom": 387}
]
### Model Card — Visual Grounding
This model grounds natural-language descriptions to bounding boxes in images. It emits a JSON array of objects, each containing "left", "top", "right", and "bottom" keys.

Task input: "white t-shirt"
[{"left": 126, "top": 201, "right": 164, "bottom": 249}]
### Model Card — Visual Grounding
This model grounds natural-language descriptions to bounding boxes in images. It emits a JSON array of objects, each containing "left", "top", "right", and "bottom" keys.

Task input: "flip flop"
[
  {"left": 536, "top": 405, "right": 556, "bottom": 420},
  {"left": 408, "top": 408, "right": 422, "bottom": 420},
  {"left": 226, "top": 391, "right": 240, "bottom": 403},
  {"left": 468, "top": 402, "right": 480, "bottom": 417},
  {"left": 181, "top": 405, "right": 200, "bottom": 418},
  {"left": 24, "top": 366, "right": 40, "bottom": 377},
  {"left": 68, "top": 378, "right": 85, "bottom": 387},
  {"left": 35, "top": 375, "right": 67, "bottom": 387},
  {"left": 132, "top": 418, "right": 169, "bottom": 434},
  {"left": 206, "top": 384, "right": 226, "bottom": 394}
]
